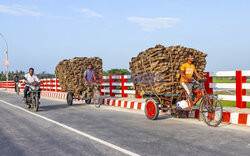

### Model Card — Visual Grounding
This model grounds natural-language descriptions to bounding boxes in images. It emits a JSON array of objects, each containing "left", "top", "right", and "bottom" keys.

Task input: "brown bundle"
[
  {"left": 129, "top": 45, "right": 207, "bottom": 95},
  {"left": 55, "top": 57, "right": 103, "bottom": 94}
]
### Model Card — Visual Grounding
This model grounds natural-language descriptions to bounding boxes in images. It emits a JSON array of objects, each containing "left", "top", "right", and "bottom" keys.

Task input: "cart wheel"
[
  {"left": 85, "top": 99, "right": 91, "bottom": 104},
  {"left": 200, "top": 95, "right": 223, "bottom": 127},
  {"left": 145, "top": 99, "right": 159, "bottom": 120},
  {"left": 67, "top": 92, "right": 73, "bottom": 105}
]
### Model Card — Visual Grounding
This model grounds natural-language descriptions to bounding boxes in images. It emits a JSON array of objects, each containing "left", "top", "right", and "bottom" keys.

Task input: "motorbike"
[{"left": 25, "top": 82, "right": 42, "bottom": 112}]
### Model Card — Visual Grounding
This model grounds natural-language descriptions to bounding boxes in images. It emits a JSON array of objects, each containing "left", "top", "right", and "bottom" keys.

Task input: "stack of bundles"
[
  {"left": 129, "top": 45, "right": 207, "bottom": 96},
  {"left": 55, "top": 57, "right": 103, "bottom": 94}
]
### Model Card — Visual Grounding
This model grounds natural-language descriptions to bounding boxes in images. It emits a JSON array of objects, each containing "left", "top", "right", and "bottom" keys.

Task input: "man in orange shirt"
[{"left": 180, "top": 52, "right": 202, "bottom": 105}]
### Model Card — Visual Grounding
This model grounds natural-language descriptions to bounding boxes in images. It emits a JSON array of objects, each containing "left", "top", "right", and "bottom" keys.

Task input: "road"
[{"left": 0, "top": 91, "right": 250, "bottom": 156}]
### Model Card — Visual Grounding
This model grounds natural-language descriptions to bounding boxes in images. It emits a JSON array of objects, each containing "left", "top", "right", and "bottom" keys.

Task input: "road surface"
[{"left": 0, "top": 91, "right": 250, "bottom": 156}]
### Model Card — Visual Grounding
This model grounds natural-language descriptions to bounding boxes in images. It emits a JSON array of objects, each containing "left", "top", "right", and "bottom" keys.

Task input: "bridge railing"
[
  {"left": 0, "top": 70, "right": 249, "bottom": 108},
  {"left": 100, "top": 75, "right": 142, "bottom": 98},
  {"left": 206, "top": 70, "right": 250, "bottom": 109}
]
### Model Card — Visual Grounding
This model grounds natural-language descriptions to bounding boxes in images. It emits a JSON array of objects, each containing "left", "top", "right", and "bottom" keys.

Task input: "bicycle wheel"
[
  {"left": 200, "top": 95, "right": 223, "bottom": 127},
  {"left": 93, "top": 90, "right": 101, "bottom": 108}
]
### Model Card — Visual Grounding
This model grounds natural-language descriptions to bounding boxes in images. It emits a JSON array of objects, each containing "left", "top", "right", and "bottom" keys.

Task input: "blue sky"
[{"left": 0, "top": 0, "right": 249, "bottom": 73}]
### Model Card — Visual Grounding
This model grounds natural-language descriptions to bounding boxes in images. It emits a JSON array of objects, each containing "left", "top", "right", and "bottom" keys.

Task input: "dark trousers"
[
  {"left": 15, "top": 84, "right": 18, "bottom": 92},
  {"left": 24, "top": 86, "right": 41, "bottom": 98}
]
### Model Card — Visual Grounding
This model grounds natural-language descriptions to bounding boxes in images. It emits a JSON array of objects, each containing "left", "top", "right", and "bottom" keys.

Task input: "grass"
[
  {"left": 212, "top": 77, "right": 250, "bottom": 83},
  {"left": 213, "top": 79, "right": 250, "bottom": 83},
  {"left": 220, "top": 100, "right": 250, "bottom": 108},
  {"left": 212, "top": 77, "right": 250, "bottom": 108}
]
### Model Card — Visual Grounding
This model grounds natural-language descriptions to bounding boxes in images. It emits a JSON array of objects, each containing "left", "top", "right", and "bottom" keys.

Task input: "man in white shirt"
[{"left": 24, "top": 68, "right": 40, "bottom": 103}]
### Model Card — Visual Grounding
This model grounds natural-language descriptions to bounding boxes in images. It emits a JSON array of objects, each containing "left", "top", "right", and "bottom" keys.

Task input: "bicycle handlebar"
[{"left": 198, "top": 79, "right": 207, "bottom": 83}]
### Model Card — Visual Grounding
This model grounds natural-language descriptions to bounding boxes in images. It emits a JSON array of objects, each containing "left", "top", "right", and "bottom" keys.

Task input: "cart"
[
  {"left": 143, "top": 79, "right": 223, "bottom": 127},
  {"left": 66, "top": 83, "right": 102, "bottom": 108}
]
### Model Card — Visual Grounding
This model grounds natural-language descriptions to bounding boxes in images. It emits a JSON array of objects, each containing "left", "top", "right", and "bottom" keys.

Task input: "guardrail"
[
  {"left": 0, "top": 78, "right": 64, "bottom": 92},
  {"left": 206, "top": 70, "right": 250, "bottom": 109},
  {"left": 0, "top": 70, "right": 249, "bottom": 108},
  {"left": 101, "top": 75, "right": 142, "bottom": 98}
]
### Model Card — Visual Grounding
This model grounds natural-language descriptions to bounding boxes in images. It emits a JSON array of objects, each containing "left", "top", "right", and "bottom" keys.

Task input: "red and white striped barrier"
[
  {"left": 222, "top": 112, "right": 250, "bottom": 126},
  {"left": 206, "top": 70, "right": 250, "bottom": 109},
  {"left": 41, "top": 92, "right": 67, "bottom": 99},
  {"left": 1, "top": 86, "right": 250, "bottom": 126},
  {"left": 101, "top": 98, "right": 250, "bottom": 126},
  {"left": 1, "top": 70, "right": 250, "bottom": 108},
  {"left": 102, "top": 98, "right": 146, "bottom": 110}
]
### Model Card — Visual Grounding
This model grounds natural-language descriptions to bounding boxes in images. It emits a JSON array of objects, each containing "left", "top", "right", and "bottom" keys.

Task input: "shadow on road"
[
  {"left": 157, "top": 114, "right": 173, "bottom": 120},
  {"left": 38, "top": 103, "right": 87, "bottom": 112}
]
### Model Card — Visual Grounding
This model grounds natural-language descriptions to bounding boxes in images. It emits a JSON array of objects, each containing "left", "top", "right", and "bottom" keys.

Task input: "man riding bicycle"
[
  {"left": 24, "top": 68, "right": 41, "bottom": 103},
  {"left": 83, "top": 64, "right": 96, "bottom": 96},
  {"left": 84, "top": 64, "right": 96, "bottom": 83},
  {"left": 180, "top": 52, "right": 203, "bottom": 106},
  {"left": 13, "top": 74, "right": 19, "bottom": 92}
]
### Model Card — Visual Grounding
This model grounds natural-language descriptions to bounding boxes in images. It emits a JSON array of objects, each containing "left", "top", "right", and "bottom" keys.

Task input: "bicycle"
[
  {"left": 176, "top": 79, "right": 223, "bottom": 127},
  {"left": 144, "top": 79, "right": 223, "bottom": 127},
  {"left": 66, "top": 83, "right": 102, "bottom": 108}
]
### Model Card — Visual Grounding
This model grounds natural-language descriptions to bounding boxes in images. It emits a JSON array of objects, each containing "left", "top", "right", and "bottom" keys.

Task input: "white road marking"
[{"left": 0, "top": 100, "right": 140, "bottom": 156}]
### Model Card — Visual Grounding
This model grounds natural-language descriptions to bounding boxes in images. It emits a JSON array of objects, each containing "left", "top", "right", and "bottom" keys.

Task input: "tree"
[
  {"left": 0, "top": 70, "right": 55, "bottom": 81},
  {"left": 104, "top": 69, "right": 130, "bottom": 75}
]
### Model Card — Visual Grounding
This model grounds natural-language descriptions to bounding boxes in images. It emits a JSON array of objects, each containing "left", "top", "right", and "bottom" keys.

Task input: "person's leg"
[
  {"left": 193, "top": 81, "right": 201, "bottom": 91},
  {"left": 24, "top": 86, "right": 29, "bottom": 98},
  {"left": 181, "top": 82, "right": 194, "bottom": 106},
  {"left": 38, "top": 88, "right": 41, "bottom": 98},
  {"left": 24, "top": 86, "right": 29, "bottom": 103},
  {"left": 15, "top": 83, "right": 17, "bottom": 92}
]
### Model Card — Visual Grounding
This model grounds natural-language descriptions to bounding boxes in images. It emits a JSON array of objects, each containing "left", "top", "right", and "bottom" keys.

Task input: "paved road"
[{"left": 0, "top": 91, "right": 250, "bottom": 156}]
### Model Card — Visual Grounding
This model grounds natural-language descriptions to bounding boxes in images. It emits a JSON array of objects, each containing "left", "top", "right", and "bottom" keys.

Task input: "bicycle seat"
[{"left": 199, "top": 79, "right": 207, "bottom": 83}]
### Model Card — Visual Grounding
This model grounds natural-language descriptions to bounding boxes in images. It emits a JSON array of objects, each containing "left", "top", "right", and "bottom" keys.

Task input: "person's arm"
[
  {"left": 194, "top": 69, "right": 202, "bottom": 80},
  {"left": 93, "top": 72, "right": 96, "bottom": 81},
  {"left": 24, "top": 74, "right": 28, "bottom": 84},
  {"left": 83, "top": 71, "right": 87, "bottom": 82}
]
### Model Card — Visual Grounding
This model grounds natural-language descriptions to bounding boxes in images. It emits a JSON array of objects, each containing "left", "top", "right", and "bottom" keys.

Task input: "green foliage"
[
  {"left": 103, "top": 69, "right": 130, "bottom": 76},
  {"left": 1, "top": 68, "right": 131, "bottom": 80},
  {"left": 37, "top": 71, "right": 55, "bottom": 79},
  {"left": 0, "top": 70, "right": 55, "bottom": 81}
]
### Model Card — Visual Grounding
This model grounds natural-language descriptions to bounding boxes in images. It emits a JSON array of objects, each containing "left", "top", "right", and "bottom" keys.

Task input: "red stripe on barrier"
[
  {"left": 238, "top": 113, "right": 248, "bottom": 125},
  {"left": 112, "top": 100, "right": 116, "bottom": 106},
  {"left": 130, "top": 102, "right": 134, "bottom": 109},
  {"left": 102, "top": 98, "right": 105, "bottom": 104},
  {"left": 124, "top": 101, "right": 128, "bottom": 108},
  {"left": 118, "top": 100, "right": 121, "bottom": 107},
  {"left": 208, "top": 112, "right": 215, "bottom": 120},
  {"left": 137, "top": 102, "right": 142, "bottom": 110},
  {"left": 223, "top": 112, "right": 231, "bottom": 123},
  {"left": 107, "top": 99, "right": 110, "bottom": 105},
  {"left": 195, "top": 110, "right": 199, "bottom": 118}
]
